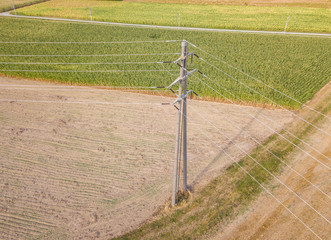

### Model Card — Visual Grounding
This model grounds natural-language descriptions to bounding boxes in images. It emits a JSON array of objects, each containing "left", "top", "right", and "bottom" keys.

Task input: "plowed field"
[{"left": 0, "top": 77, "right": 293, "bottom": 239}]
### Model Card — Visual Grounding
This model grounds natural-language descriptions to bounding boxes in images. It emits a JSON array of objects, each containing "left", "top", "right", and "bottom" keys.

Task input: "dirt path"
[
  {"left": 209, "top": 83, "right": 331, "bottom": 240},
  {"left": 0, "top": 77, "right": 293, "bottom": 239},
  {"left": 1, "top": 11, "right": 330, "bottom": 37}
]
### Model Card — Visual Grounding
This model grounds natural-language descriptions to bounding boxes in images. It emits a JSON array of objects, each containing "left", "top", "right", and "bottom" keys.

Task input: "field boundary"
[
  {"left": 0, "top": 0, "right": 50, "bottom": 13},
  {"left": 1, "top": 11, "right": 330, "bottom": 38}
]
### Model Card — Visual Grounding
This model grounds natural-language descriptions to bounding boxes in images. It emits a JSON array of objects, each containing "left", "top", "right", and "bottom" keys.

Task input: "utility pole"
[
  {"left": 172, "top": 40, "right": 188, "bottom": 206},
  {"left": 284, "top": 16, "right": 290, "bottom": 33},
  {"left": 11, "top": 0, "right": 17, "bottom": 17},
  {"left": 89, "top": 7, "right": 93, "bottom": 22},
  {"left": 178, "top": 12, "right": 180, "bottom": 28},
  {"left": 167, "top": 40, "right": 200, "bottom": 206}
]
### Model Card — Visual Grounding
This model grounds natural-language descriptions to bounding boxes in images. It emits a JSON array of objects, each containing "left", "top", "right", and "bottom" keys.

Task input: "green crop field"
[
  {"left": 0, "top": 18, "right": 330, "bottom": 109},
  {"left": 127, "top": 0, "right": 330, "bottom": 8},
  {"left": 14, "top": 0, "right": 331, "bottom": 33},
  {"left": 0, "top": 0, "right": 49, "bottom": 13}
]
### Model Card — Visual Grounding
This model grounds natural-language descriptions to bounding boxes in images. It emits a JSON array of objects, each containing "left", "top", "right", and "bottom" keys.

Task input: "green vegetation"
[
  {"left": 0, "top": 18, "right": 330, "bottom": 109},
  {"left": 15, "top": 0, "right": 331, "bottom": 33},
  {"left": 127, "top": 0, "right": 330, "bottom": 8},
  {"left": 0, "top": 0, "right": 49, "bottom": 13},
  {"left": 115, "top": 81, "right": 331, "bottom": 240}
]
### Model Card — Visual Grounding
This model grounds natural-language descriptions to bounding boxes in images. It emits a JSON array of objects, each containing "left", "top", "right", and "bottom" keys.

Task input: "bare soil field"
[
  {"left": 0, "top": 76, "right": 293, "bottom": 239},
  {"left": 209, "top": 82, "right": 331, "bottom": 240}
]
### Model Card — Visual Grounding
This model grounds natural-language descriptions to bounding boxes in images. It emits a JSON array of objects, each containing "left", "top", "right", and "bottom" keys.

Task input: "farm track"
[
  {"left": 1, "top": 11, "right": 330, "bottom": 38},
  {"left": 0, "top": 77, "right": 293, "bottom": 238}
]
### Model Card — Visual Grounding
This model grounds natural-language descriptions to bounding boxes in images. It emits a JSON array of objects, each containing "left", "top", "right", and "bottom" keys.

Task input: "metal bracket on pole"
[
  {"left": 183, "top": 90, "right": 193, "bottom": 99},
  {"left": 173, "top": 52, "right": 195, "bottom": 64},
  {"left": 171, "top": 98, "right": 182, "bottom": 106},
  {"left": 167, "top": 69, "right": 196, "bottom": 89},
  {"left": 168, "top": 77, "right": 183, "bottom": 89},
  {"left": 185, "top": 69, "right": 197, "bottom": 78}
]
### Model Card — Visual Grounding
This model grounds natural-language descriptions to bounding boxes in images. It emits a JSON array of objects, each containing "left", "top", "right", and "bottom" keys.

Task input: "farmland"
[
  {"left": 116, "top": 80, "right": 330, "bottom": 240},
  {"left": 0, "top": 1, "right": 330, "bottom": 239},
  {"left": 15, "top": 0, "right": 331, "bottom": 33},
  {"left": 0, "top": 18, "right": 330, "bottom": 109},
  {"left": 127, "top": 0, "right": 330, "bottom": 8},
  {"left": 0, "top": 76, "right": 294, "bottom": 239},
  {"left": 0, "top": 0, "right": 49, "bottom": 13}
]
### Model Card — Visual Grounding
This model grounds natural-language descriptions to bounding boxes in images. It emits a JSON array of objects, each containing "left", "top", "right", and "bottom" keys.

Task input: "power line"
[
  {"left": 188, "top": 41, "right": 330, "bottom": 121},
  {"left": 0, "top": 99, "right": 170, "bottom": 106},
  {"left": 0, "top": 40, "right": 181, "bottom": 44},
  {"left": 0, "top": 61, "right": 169, "bottom": 65},
  {"left": 160, "top": 62, "right": 177, "bottom": 76},
  {"left": 161, "top": 42, "right": 329, "bottom": 235},
  {"left": 0, "top": 84, "right": 167, "bottom": 92},
  {"left": 0, "top": 69, "right": 177, "bottom": 73},
  {"left": 192, "top": 74, "right": 330, "bottom": 169},
  {"left": 196, "top": 57, "right": 331, "bottom": 137},
  {"left": 200, "top": 94, "right": 330, "bottom": 199},
  {"left": 189, "top": 104, "right": 331, "bottom": 225},
  {"left": 193, "top": 125, "right": 324, "bottom": 240},
  {"left": 162, "top": 67, "right": 330, "bottom": 197},
  {"left": 0, "top": 53, "right": 180, "bottom": 57},
  {"left": 158, "top": 65, "right": 330, "bottom": 199},
  {"left": 195, "top": 72, "right": 330, "bottom": 161},
  {"left": 154, "top": 89, "right": 323, "bottom": 240},
  {"left": 0, "top": 86, "right": 168, "bottom": 93},
  {"left": 167, "top": 62, "right": 329, "bottom": 163},
  {"left": 0, "top": 84, "right": 156, "bottom": 88}
]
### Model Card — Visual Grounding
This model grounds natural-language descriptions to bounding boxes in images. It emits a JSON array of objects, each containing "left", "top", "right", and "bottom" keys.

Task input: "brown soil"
[
  {"left": 0, "top": 76, "right": 293, "bottom": 239},
  {"left": 208, "top": 82, "right": 331, "bottom": 240}
]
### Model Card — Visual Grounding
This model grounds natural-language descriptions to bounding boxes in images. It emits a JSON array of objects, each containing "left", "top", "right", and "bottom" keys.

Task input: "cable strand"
[
  {"left": 198, "top": 58, "right": 331, "bottom": 137},
  {"left": 154, "top": 89, "right": 323, "bottom": 240},
  {"left": 193, "top": 74, "right": 330, "bottom": 169},
  {"left": 187, "top": 41, "right": 330, "bottom": 121}
]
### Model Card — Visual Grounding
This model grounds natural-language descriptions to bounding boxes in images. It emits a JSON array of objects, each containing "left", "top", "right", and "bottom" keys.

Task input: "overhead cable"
[{"left": 188, "top": 41, "right": 330, "bottom": 120}]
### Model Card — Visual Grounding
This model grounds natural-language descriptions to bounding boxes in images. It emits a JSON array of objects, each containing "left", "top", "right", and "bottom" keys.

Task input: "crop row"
[
  {"left": 0, "top": 17, "right": 330, "bottom": 109},
  {"left": 15, "top": 0, "right": 331, "bottom": 33}
]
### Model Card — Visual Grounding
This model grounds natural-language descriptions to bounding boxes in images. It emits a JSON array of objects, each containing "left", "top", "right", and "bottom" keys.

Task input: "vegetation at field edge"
[
  {"left": 0, "top": 17, "right": 330, "bottom": 109},
  {"left": 0, "top": 0, "right": 49, "bottom": 13},
  {"left": 114, "top": 83, "right": 330, "bottom": 240},
  {"left": 14, "top": 0, "right": 331, "bottom": 33}
]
